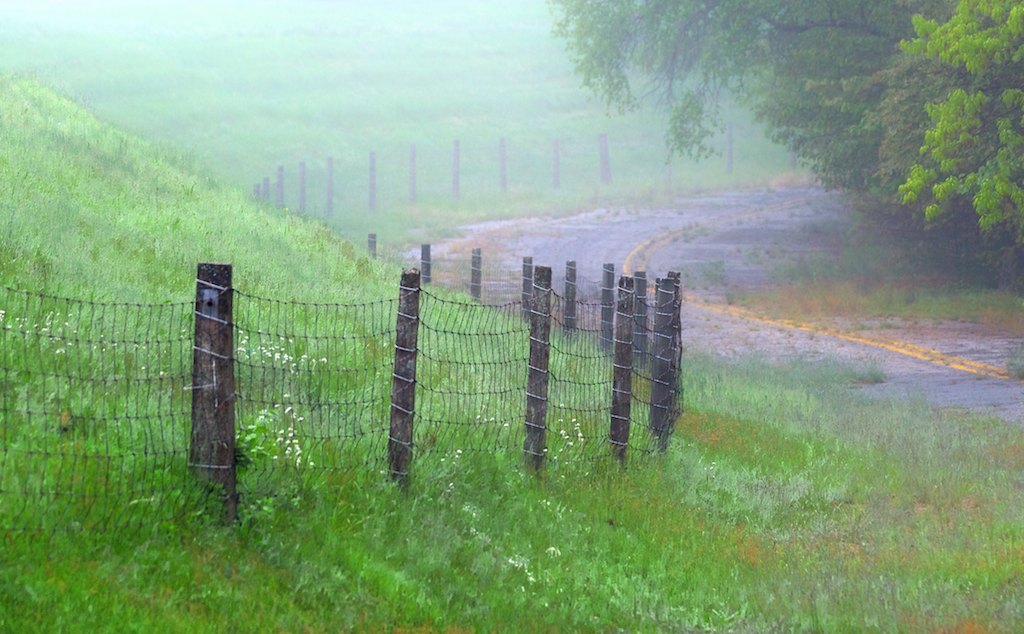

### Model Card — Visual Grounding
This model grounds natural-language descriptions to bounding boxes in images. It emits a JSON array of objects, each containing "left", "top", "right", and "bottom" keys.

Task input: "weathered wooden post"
[
  {"left": 668, "top": 271, "right": 683, "bottom": 421},
  {"left": 499, "top": 137, "right": 508, "bottom": 193},
  {"left": 389, "top": 269, "right": 421, "bottom": 488},
  {"left": 633, "top": 271, "right": 649, "bottom": 366},
  {"left": 470, "top": 248, "right": 482, "bottom": 301},
  {"left": 421, "top": 244, "right": 432, "bottom": 285},
  {"left": 276, "top": 165, "right": 285, "bottom": 208},
  {"left": 325, "top": 156, "right": 335, "bottom": 217},
  {"left": 552, "top": 139, "right": 561, "bottom": 190},
  {"left": 190, "top": 263, "right": 237, "bottom": 524},
  {"left": 368, "top": 233, "right": 377, "bottom": 258},
  {"left": 369, "top": 151, "right": 378, "bottom": 211},
  {"left": 409, "top": 144, "right": 418, "bottom": 204},
  {"left": 600, "top": 263, "right": 615, "bottom": 349},
  {"left": 298, "top": 161, "right": 307, "bottom": 213},
  {"left": 452, "top": 140, "right": 461, "bottom": 199},
  {"left": 521, "top": 256, "right": 534, "bottom": 320},
  {"left": 610, "top": 276, "right": 634, "bottom": 464},
  {"left": 599, "top": 133, "right": 612, "bottom": 184},
  {"left": 525, "top": 265, "right": 552, "bottom": 473},
  {"left": 563, "top": 260, "right": 577, "bottom": 333},
  {"left": 650, "top": 277, "right": 675, "bottom": 451}
]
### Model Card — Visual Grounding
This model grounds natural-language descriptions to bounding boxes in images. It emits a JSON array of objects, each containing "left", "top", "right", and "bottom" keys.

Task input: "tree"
[{"left": 899, "top": 1, "right": 1024, "bottom": 240}]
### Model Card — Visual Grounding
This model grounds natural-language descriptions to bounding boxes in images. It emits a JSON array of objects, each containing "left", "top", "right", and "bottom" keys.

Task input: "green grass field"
[
  {"left": 2, "top": 73, "right": 1024, "bottom": 632},
  {"left": 0, "top": 0, "right": 796, "bottom": 246}
]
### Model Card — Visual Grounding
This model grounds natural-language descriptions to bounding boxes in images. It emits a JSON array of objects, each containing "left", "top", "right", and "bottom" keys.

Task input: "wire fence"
[{"left": 1, "top": 257, "right": 681, "bottom": 533}]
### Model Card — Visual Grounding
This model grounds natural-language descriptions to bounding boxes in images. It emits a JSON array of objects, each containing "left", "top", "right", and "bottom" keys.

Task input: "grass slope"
[
  {"left": 0, "top": 0, "right": 796, "bottom": 245},
  {"left": 2, "top": 78, "right": 1024, "bottom": 631}
]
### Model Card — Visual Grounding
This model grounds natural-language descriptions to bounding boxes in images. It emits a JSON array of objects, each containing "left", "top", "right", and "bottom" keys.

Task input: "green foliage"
[{"left": 900, "top": 0, "right": 1024, "bottom": 238}]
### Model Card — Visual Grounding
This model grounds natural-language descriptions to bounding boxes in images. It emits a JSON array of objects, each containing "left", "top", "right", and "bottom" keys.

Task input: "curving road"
[{"left": 434, "top": 187, "right": 1023, "bottom": 423}]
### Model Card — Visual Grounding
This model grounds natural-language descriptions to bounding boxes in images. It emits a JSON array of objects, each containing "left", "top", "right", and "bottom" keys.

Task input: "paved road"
[{"left": 434, "top": 187, "right": 1023, "bottom": 423}]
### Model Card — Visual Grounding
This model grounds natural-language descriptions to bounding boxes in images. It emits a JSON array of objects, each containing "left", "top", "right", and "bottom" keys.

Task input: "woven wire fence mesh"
[{"left": 0, "top": 286, "right": 204, "bottom": 533}]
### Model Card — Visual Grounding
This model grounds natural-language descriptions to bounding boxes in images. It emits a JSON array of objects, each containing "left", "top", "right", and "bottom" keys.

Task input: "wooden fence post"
[
  {"left": 298, "top": 161, "right": 307, "bottom": 213},
  {"left": 552, "top": 139, "right": 561, "bottom": 190},
  {"left": 276, "top": 165, "right": 285, "bottom": 208},
  {"left": 368, "top": 233, "right": 377, "bottom": 258},
  {"left": 633, "top": 271, "right": 649, "bottom": 366},
  {"left": 521, "top": 256, "right": 534, "bottom": 320},
  {"left": 389, "top": 269, "right": 421, "bottom": 487},
  {"left": 601, "top": 263, "right": 615, "bottom": 349},
  {"left": 452, "top": 140, "right": 461, "bottom": 199},
  {"left": 409, "top": 144, "right": 418, "bottom": 204},
  {"left": 326, "top": 156, "right": 335, "bottom": 217},
  {"left": 369, "top": 151, "right": 378, "bottom": 211},
  {"left": 650, "top": 277, "right": 675, "bottom": 451},
  {"left": 610, "top": 276, "right": 634, "bottom": 464},
  {"left": 470, "top": 248, "right": 482, "bottom": 301},
  {"left": 499, "top": 137, "right": 508, "bottom": 193},
  {"left": 563, "top": 260, "right": 577, "bottom": 333},
  {"left": 668, "top": 271, "right": 683, "bottom": 421},
  {"left": 599, "top": 133, "right": 612, "bottom": 184},
  {"left": 421, "top": 244, "right": 432, "bottom": 285},
  {"left": 190, "top": 262, "right": 237, "bottom": 524},
  {"left": 525, "top": 265, "right": 552, "bottom": 473}
]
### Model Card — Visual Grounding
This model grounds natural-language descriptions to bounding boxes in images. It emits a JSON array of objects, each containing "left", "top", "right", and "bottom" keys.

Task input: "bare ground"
[{"left": 432, "top": 187, "right": 1024, "bottom": 423}]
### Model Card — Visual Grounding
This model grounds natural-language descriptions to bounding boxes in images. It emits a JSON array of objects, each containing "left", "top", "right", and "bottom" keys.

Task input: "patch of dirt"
[{"left": 433, "top": 187, "right": 1024, "bottom": 423}]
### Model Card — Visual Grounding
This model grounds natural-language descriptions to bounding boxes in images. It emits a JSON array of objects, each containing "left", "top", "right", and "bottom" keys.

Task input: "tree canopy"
[{"left": 550, "top": 0, "right": 1024, "bottom": 283}]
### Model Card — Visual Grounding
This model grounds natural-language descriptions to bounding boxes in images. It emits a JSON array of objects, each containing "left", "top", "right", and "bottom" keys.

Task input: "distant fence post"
[
  {"left": 633, "top": 271, "right": 649, "bottom": 366},
  {"left": 326, "top": 156, "right": 335, "bottom": 217},
  {"left": 552, "top": 139, "right": 561, "bottom": 190},
  {"left": 190, "top": 262, "right": 237, "bottom": 524},
  {"left": 368, "top": 233, "right": 377, "bottom": 258},
  {"left": 600, "top": 263, "right": 615, "bottom": 349},
  {"left": 499, "top": 137, "right": 508, "bottom": 193},
  {"left": 521, "top": 256, "right": 534, "bottom": 320},
  {"left": 525, "top": 265, "right": 552, "bottom": 474},
  {"left": 409, "top": 144, "right": 418, "bottom": 204},
  {"left": 251, "top": 183, "right": 260, "bottom": 199},
  {"left": 563, "top": 260, "right": 577, "bottom": 333},
  {"left": 650, "top": 277, "right": 675, "bottom": 451},
  {"left": 421, "top": 244, "right": 432, "bottom": 285},
  {"left": 369, "top": 151, "right": 378, "bottom": 211},
  {"left": 389, "top": 269, "right": 421, "bottom": 488},
  {"left": 298, "top": 161, "right": 307, "bottom": 213},
  {"left": 276, "top": 165, "right": 285, "bottom": 208},
  {"left": 610, "top": 276, "right": 634, "bottom": 464},
  {"left": 452, "top": 140, "right": 461, "bottom": 199},
  {"left": 261, "top": 176, "right": 270, "bottom": 201},
  {"left": 470, "top": 248, "right": 482, "bottom": 301},
  {"left": 599, "top": 133, "right": 612, "bottom": 184}
]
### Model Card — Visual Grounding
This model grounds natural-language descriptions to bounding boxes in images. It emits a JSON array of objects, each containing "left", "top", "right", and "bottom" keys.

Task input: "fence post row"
[
  {"left": 421, "top": 244, "right": 432, "bottom": 285},
  {"left": 521, "top": 257, "right": 534, "bottom": 320},
  {"left": 189, "top": 262, "right": 238, "bottom": 524},
  {"left": 610, "top": 275, "right": 634, "bottom": 464},
  {"left": 389, "top": 269, "right": 421, "bottom": 487},
  {"left": 649, "top": 277, "right": 675, "bottom": 451},
  {"left": 470, "top": 248, "right": 482, "bottom": 301},
  {"left": 563, "top": 260, "right": 577, "bottom": 333},
  {"left": 525, "top": 265, "right": 552, "bottom": 474},
  {"left": 601, "top": 263, "right": 615, "bottom": 349},
  {"left": 633, "top": 271, "right": 648, "bottom": 366}
]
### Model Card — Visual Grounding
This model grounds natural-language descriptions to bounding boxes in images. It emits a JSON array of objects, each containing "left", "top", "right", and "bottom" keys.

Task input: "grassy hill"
[
  {"left": 0, "top": 0, "right": 797, "bottom": 245},
  {"left": 2, "top": 77, "right": 1024, "bottom": 631}
]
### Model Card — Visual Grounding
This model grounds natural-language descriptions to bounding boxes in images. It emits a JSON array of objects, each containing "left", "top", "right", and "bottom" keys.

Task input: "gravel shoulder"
[{"left": 434, "top": 187, "right": 1023, "bottom": 423}]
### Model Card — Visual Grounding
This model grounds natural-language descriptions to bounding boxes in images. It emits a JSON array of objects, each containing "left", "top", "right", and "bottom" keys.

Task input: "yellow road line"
[{"left": 622, "top": 196, "right": 1015, "bottom": 381}]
